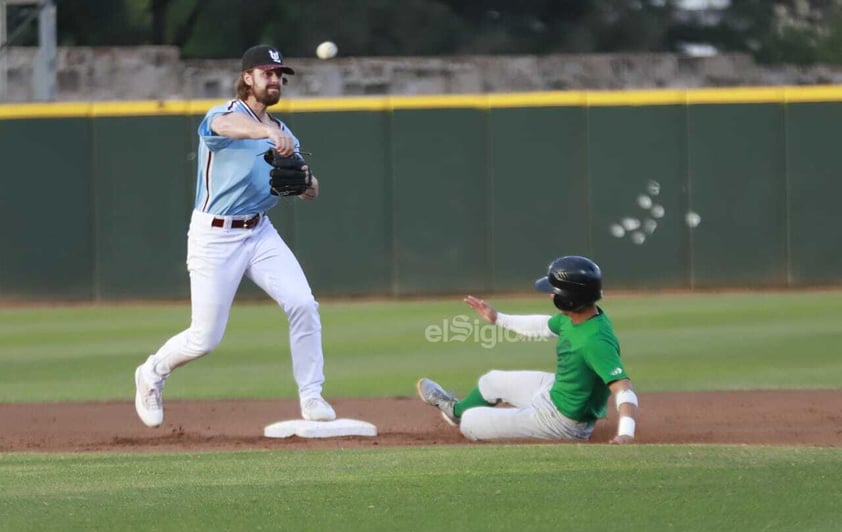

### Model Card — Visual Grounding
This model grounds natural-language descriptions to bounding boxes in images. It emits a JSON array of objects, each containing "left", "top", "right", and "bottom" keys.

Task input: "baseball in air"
[
  {"left": 631, "top": 232, "right": 646, "bottom": 245},
  {"left": 316, "top": 41, "right": 338, "bottom": 60},
  {"left": 685, "top": 211, "right": 702, "bottom": 228}
]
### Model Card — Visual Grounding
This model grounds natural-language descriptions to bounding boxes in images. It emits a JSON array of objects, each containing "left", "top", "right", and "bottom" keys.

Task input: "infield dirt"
[{"left": 1, "top": 391, "right": 840, "bottom": 453}]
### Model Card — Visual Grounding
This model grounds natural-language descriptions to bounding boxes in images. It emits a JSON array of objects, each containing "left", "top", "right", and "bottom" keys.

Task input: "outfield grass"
[
  {"left": 2, "top": 445, "right": 841, "bottom": 532},
  {"left": 1, "top": 291, "right": 841, "bottom": 402}
]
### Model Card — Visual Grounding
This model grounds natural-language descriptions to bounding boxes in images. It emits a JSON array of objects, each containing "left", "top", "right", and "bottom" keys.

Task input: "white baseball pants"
[
  {"left": 460, "top": 370, "right": 594, "bottom": 441},
  {"left": 141, "top": 210, "right": 325, "bottom": 400}
]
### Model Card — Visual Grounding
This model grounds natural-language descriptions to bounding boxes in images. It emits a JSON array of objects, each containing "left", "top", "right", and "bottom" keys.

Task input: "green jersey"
[{"left": 547, "top": 307, "right": 627, "bottom": 423}]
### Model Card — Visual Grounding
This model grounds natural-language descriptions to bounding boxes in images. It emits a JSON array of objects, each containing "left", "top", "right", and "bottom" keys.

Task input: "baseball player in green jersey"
[{"left": 417, "top": 255, "right": 639, "bottom": 444}]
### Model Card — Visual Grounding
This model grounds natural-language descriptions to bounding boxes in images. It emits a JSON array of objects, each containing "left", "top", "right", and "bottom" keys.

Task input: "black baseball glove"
[{"left": 264, "top": 150, "right": 313, "bottom": 197}]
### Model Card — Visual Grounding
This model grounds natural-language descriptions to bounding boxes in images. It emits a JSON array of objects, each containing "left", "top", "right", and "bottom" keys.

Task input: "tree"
[
  {"left": 56, "top": 0, "right": 148, "bottom": 46},
  {"left": 48, "top": 0, "right": 842, "bottom": 64},
  {"left": 683, "top": 0, "right": 842, "bottom": 64}
]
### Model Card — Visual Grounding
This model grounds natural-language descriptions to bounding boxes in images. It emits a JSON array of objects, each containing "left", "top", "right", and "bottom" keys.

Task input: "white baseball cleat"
[
  {"left": 300, "top": 397, "right": 336, "bottom": 422},
  {"left": 134, "top": 365, "right": 164, "bottom": 428}
]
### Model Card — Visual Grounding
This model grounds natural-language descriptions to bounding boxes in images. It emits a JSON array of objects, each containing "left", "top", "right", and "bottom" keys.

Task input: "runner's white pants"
[
  {"left": 141, "top": 210, "right": 325, "bottom": 400},
  {"left": 460, "top": 370, "right": 594, "bottom": 441}
]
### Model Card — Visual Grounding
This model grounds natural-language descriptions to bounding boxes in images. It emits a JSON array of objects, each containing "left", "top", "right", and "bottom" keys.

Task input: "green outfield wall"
[{"left": 2, "top": 87, "right": 842, "bottom": 300}]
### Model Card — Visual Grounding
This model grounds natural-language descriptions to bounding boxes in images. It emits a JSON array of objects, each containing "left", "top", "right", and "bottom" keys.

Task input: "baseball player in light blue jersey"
[{"left": 134, "top": 45, "right": 335, "bottom": 428}]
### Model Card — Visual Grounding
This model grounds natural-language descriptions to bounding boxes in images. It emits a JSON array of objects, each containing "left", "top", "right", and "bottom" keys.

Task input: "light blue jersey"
[{"left": 195, "top": 99, "right": 301, "bottom": 215}]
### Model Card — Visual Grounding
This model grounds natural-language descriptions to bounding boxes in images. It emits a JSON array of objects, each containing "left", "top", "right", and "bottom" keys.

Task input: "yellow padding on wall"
[{"left": 3, "top": 85, "right": 842, "bottom": 119}]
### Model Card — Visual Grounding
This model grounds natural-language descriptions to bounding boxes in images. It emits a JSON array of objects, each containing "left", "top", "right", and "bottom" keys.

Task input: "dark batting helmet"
[{"left": 534, "top": 256, "right": 603, "bottom": 311}]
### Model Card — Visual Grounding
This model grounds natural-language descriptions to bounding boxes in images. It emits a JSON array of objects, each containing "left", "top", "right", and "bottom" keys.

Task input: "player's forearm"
[
  {"left": 613, "top": 385, "right": 639, "bottom": 440},
  {"left": 618, "top": 402, "right": 637, "bottom": 423},
  {"left": 495, "top": 313, "right": 555, "bottom": 338},
  {"left": 211, "top": 113, "right": 273, "bottom": 140},
  {"left": 616, "top": 403, "right": 637, "bottom": 438}
]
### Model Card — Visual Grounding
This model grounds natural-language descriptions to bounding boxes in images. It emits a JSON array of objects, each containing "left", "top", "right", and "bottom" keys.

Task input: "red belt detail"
[{"left": 211, "top": 213, "right": 261, "bottom": 229}]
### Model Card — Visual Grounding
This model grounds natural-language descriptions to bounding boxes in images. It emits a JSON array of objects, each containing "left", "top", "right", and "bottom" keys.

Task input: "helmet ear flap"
[
  {"left": 554, "top": 292, "right": 594, "bottom": 312},
  {"left": 553, "top": 293, "right": 569, "bottom": 311}
]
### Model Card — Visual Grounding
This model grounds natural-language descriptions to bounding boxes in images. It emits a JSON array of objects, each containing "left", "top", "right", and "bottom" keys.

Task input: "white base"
[{"left": 263, "top": 418, "right": 378, "bottom": 439}]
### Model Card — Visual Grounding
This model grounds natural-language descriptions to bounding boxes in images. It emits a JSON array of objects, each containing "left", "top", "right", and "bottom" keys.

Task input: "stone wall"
[{"left": 4, "top": 45, "right": 842, "bottom": 102}]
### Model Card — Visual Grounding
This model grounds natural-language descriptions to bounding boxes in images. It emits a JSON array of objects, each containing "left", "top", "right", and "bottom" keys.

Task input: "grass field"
[
  {"left": 2, "top": 445, "right": 842, "bottom": 532},
  {"left": 2, "top": 291, "right": 842, "bottom": 531}
]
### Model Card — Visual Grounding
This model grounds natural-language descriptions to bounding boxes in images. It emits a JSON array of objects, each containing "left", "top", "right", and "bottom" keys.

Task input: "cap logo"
[{"left": 269, "top": 49, "right": 281, "bottom": 63}]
